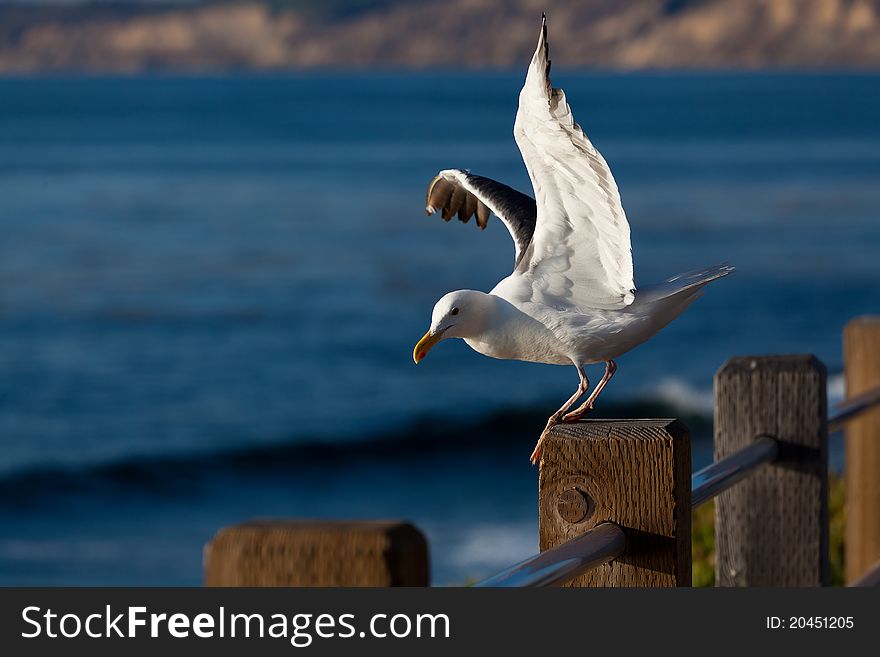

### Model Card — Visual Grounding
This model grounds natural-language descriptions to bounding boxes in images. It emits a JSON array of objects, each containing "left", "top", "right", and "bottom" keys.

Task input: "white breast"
[{"left": 462, "top": 294, "right": 574, "bottom": 366}]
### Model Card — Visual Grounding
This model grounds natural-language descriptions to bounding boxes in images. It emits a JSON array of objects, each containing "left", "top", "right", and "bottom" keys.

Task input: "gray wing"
[{"left": 425, "top": 168, "right": 537, "bottom": 269}]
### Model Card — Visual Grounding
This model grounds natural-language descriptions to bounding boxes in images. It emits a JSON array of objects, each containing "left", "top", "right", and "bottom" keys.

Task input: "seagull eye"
[{"left": 451, "top": 307, "right": 459, "bottom": 316}]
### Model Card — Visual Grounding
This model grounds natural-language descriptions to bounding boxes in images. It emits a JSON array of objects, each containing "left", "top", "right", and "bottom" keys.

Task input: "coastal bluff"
[{"left": 2, "top": 0, "right": 880, "bottom": 73}]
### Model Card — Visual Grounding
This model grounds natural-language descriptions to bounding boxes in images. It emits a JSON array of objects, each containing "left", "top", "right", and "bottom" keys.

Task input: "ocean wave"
[
  {"left": 0, "top": 394, "right": 710, "bottom": 499},
  {"left": 0, "top": 373, "right": 846, "bottom": 499},
  {"left": 650, "top": 377, "right": 715, "bottom": 416},
  {"left": 446, "top": 522, "right": 536, "bottom": 573},
  {"left": 828, "top": 372, "right": 846, "bottom": 406}
]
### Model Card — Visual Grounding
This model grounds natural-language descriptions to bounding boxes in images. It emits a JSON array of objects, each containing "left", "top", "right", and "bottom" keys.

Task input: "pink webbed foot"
[
  {"left": 529, "top": 438, "right": 543, "bottom": 466},
  {"left": 530, "top": 421, "right": 557, "bottom": 465},
  {"left": 531, "top": 364, "right": 592, "bottom": 465},
  {"left": 561, "top": 403, "right": 593, "bottom": 423}
]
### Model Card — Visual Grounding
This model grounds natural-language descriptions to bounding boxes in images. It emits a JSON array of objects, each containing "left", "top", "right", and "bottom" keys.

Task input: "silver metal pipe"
[
  {"left": 691, "top": 435, "right": 778, "bottom": 507},
  {"left": 474, "top": 522, "right": 626, "bottom": 588},
  {"left": 850, "top": 558, "right": 880, "bottom": 587},
  {"left": 829, "top": 384, "right": 880, "bottom": 433}
]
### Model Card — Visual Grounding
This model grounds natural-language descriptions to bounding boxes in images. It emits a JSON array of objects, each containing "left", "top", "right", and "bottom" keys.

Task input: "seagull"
[{"left": 413, "top": 15, "right": 733, "bottom": 465}]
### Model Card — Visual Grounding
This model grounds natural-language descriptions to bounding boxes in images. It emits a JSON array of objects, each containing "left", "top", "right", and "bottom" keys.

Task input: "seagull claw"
[
  {"left": 562, "top": 403, "right": 593, "bottom": 423},
  {"left": 530, "top": 417, "right": 560, "bottom": 465},
  {"left": 529, "top": 439, "right": 542, "bottom": 465}
]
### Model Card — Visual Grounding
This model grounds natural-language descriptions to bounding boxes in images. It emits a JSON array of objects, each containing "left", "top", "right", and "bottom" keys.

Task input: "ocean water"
[{"left": 0, "top": 73, "right": 878, "bottom": 585}]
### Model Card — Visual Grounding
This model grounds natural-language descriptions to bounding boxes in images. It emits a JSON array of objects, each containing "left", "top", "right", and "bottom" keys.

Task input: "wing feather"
[
  {"left": 512, "top": 15, "right": 635, "bottom": 310},
  {"left": 475, "top": 201, "right": 490, "bottom": 229},
  {"left": 424, "top": 168, "right": 537, "bottom": 268},
  {"left": 460, "top": 193, "right": 477, "bottom": 223},
  {"left": 426, "top": 178, "right": 454, "bottom": 214}
]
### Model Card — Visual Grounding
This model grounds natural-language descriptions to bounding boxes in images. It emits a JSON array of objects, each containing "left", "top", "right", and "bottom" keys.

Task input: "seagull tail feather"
[{"left": 635, "top": 263, "right": 735, "bottom": 305}]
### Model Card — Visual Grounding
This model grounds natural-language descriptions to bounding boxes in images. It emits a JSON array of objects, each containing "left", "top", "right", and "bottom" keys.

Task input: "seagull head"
[{"left": 413, "top": 290, "right": 489, "bottom": 364}]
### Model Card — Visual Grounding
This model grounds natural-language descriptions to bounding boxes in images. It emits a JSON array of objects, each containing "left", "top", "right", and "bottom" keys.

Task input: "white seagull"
[{"left": 413, "top": 15, "right": 733, "bottom": 464}]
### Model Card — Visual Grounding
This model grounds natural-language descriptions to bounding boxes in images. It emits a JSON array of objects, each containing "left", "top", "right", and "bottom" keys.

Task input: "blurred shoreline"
[{"left": 3, "top": 0, "right": 880, "bottom": 73}]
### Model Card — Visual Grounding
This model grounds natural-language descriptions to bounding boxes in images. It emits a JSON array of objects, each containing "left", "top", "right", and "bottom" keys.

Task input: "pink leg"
[
  {"left": 562, "top": 360, "right": 618, "bottom": 423},
  {"left": 530, "top": 365, "right": 589, "bottom": 465}
]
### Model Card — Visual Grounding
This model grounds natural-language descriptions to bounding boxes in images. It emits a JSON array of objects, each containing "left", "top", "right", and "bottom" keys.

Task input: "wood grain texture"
[
  {"left": 539, "top": 419, "right": 691, "bottom": 587},
  {"left": 844, "top": 317, "right": 880, "bottom": 583},
  {"left": 204, "top": 520, "right": 429, "bottom": 587},
  {"left": 714, "top": 355, "right": 828, "bottom": 586}
]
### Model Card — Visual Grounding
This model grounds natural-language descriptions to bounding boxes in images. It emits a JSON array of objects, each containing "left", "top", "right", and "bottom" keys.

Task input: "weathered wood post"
[
  {"left": 844, "top": 317, "right": 880, "bottom": 584},
  {"left": 539, "top": 419, "right": 692, "bottom": 586},
  {"left": 714, "top": 355, "right": 828, "bottom": 586},
  {"left": 204, "top": 520, "right": 429, "bottom": 586}
]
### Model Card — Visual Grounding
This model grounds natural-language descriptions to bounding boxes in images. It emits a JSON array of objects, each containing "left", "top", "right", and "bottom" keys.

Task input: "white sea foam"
[
  {"left": 447, "top": 522, "right": 537, "bottom": 573},
  {"left": 828, "top": 372, "right": 846, "bottom": 406},
  {"left": 650, "top": 377, "right": 715, "bottom": 416}
]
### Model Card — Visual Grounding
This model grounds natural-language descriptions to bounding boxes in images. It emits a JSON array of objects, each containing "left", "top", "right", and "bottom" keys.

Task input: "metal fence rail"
[
  {"left": 829, "top": 384, "right": 880, "bottom": 432},
  {"left": 850, "top": 558, "right": 880, "bottom": 587},
  {"left": 475, "top": 384, "right": 880, "bottom": 588},
  {"left": 474, "top": 523, "right": 625, "bottom": 587},
  {"left": 692, "top": 435, "right": 778, "bottom": 507}
]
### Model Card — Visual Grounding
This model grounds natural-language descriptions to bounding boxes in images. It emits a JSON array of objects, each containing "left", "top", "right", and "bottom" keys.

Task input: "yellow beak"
[{"left": 413, "top": 329, "right": 444, "bottom": 364}]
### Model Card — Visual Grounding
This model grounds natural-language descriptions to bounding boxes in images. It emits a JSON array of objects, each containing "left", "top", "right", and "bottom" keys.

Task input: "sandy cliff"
[{"left": 2, "top": 0, "right": 880, "bottom": 72}]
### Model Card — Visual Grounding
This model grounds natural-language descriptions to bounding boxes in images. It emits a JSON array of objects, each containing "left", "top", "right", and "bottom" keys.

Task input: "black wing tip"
[{"left": 534, "top": 13, "right": 551, "bottom": 96}]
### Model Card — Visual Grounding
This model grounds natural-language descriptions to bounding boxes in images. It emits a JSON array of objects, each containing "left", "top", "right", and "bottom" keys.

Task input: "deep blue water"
[{"left": 0, "top": 73, "right": 878, "bottom": 585}]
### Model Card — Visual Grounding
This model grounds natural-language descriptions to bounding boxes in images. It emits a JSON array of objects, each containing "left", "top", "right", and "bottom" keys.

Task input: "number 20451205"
[{"left": 766, "top": 617, "right": 854, "bottom": 630}]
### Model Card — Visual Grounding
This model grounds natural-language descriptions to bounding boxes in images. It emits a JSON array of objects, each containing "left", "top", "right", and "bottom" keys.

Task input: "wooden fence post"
[
  {"left": 844, "top": 317, "right": 880, "bottom": 583},
  {"left": 539, "top": 419, "right": 691, "bottom": 587},
  {"left": 714, "top": 355, "right": 828, "bottom": 586},
  {"left": 204, "top": 520, "right": 429, "bottom": 587}
]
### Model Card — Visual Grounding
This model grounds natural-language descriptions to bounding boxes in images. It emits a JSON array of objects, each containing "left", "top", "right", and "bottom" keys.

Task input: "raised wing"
[
  {"left": 513, "top": 16, "right": 634, "bottom": 310},
  {"left": 425, "top": 168, "right": 537, "bottom": 268}
]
